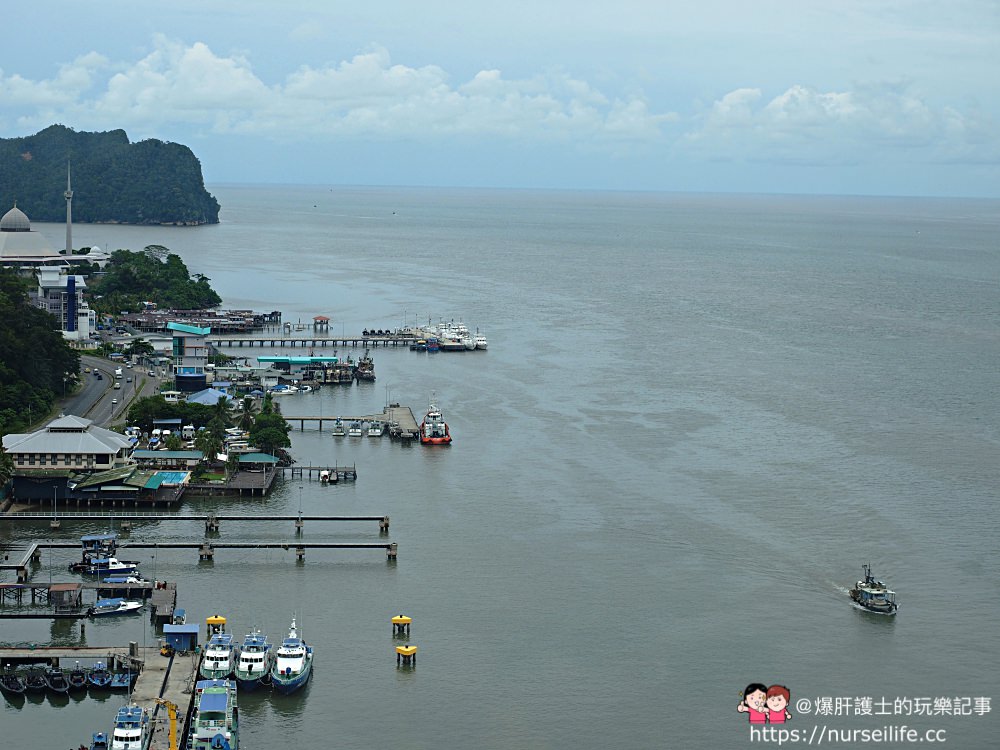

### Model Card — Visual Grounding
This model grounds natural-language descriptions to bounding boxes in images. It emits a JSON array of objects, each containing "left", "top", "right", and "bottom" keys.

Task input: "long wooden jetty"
[
  {"left": 211, "top": 334, "right": 414, "bottom": 348},
  {"left": 3, "top": 511, "right": 387, "bottom": 529}
]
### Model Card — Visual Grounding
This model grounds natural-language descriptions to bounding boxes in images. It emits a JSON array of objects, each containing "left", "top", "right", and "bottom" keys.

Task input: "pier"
[
  {"left": 210, "top": 334, "right": 414, "bottom": 348},
  {"left": 0, "top": 646, "right": 201, "bottom": 750},
  {"left": 283, "top": 404, "right": 421, "bottom": 439}
]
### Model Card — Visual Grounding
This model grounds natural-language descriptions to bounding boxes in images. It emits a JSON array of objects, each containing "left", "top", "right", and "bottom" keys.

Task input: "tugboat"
[
  {"left": 849, "top": 563, "right": 898, "bottom": 615},
  {"left": 420, "top": 399, "right": 452, "bottom": 445},
  {"left": 354, "top": 349, "right": 376, "bottom": 381}
]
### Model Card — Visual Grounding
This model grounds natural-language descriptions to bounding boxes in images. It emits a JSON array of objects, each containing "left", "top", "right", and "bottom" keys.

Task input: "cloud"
[
  {"left": 0, "top": 37, "right": 673, "bottom": 147},
  {"left": 684, "top": 81, "right": 999, "bottom": 164}
]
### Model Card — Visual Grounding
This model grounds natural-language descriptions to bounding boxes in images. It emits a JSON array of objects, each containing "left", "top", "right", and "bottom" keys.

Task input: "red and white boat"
[{"left": 420, "top": 400, "right": 453, "bottom": 445}]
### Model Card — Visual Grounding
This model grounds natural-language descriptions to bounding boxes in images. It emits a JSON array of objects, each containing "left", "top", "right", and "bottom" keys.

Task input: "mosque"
[{"left": 0, "top": 165, "right": 108, "bottom": 339}]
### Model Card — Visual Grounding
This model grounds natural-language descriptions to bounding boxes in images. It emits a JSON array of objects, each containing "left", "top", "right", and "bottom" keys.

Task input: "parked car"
[{"left": 111, "top": 398, "right": 118, "bottom": 405}]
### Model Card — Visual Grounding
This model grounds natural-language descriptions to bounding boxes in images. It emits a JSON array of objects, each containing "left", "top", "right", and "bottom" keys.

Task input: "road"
[{"left": 63, "top": 355, "right": 163, "bottom": 428}]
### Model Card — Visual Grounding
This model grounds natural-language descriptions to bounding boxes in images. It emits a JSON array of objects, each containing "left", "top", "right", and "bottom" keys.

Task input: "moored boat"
[
  {"left": 89, "top": 731, "right": 110, "bottom": 750},
  {"left": 89, "top": 598, "right": 143, "bottom": 617},
  {"left": 0, "top": 670, "right": 26, "bottom": 696},
  {"left": 70, "top": 556, "right": 140, "bottom": 576},
  {"left": 88, "top": 662, "right": 113, "bottom": 688},
  {"left": 188, "top": 679, "right": 239, "bottom": 750},
  {"left": 420, "top": 399, "right": 453, "bottom": 445},
  {"left": 366, "top": 419, "right": 385, "bottom": 437},
  {"left": 24, "top": 670, "right": 47, "bottom": 693},
  {"left": 347, "top": 421, "right": 364, "bottom": 437},
  {"left": 68, "top": 662, "right": 88, "bottom": 691},
  {"left": 200, "top": 631, "right": 237, "bottom": 680},
  {"left": 474, "top": 329, "right": 488, "bottom": 350},
  {"left": 849, "top": 563, "right": 898, "bottom": 615},
  {"left": 109, "top": 703, "right": 149, "bottom": 750},
  {"left": 109, "top": 672, "right": 135, "bottom": 690},
  {"left": 270, "top": 618, "right": 313, "bottom": 694},
  {"left": 331, "top": 418, "right": 346, "bottom": 437},
  {"left": 234, "top": 629, "right": 273, "bottom": 692},
  {"left": 44, "top": 666, "right": 70, "bottom": 694}
]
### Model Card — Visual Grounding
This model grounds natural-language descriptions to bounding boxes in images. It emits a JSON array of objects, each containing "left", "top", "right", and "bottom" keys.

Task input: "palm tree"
[
  {"left": 212, "top": 395, "right": 233, "bottom": 425},
  {"left": 235, "top": 396, "right": 258, "bottom": 431},
  {"left": 194, "top": 430, "right": 222, "bottom": 465}
]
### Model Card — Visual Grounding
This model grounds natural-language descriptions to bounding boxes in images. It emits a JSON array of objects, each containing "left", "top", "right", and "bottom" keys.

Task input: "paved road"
[{"left": 62, "top": 355, "right": 163, "bottom": 428}]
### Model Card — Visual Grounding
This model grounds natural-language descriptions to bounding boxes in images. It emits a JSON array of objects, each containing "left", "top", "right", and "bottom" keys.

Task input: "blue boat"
[
  {"left": 188, "top": 679, "right": 238, "bottom": 750},
  {"left": 233, "top": 629, "right": 272, "bottom": 692},
  {"left": 270, "top": 618, "right": 313, "bottom": 694},
  {"left": 88, "top": 662, "right": 113, "bottom": 688},
  {"left": 89, "top": 731, "right": 109, "bottom": 750},
  {"left": 109, "top": 672, "right": 135, "bottom": 690}
]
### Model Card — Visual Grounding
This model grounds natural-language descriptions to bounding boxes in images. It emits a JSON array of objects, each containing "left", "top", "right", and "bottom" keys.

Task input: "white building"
[
  {"left": 2, "top": 414, "right": 134, "bottom": 472},
  {"left": 31, "top": 266, "right": 95, "bottom": 340}
]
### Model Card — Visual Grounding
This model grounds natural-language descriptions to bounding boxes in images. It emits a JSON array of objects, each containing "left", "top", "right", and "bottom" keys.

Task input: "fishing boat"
[
  {"left": 270, "top": 618, "right": 314, "bottom": 694},
  {"left": 409, "top": 338, "right": 427, "bottom": 351},
  {"left": 849, "top": 564, "right": 898, "bottom": 614},
  {"left": 24, "top": 670, "right": 47, "bottom": 693},
  {"left": 347, "top": 421, "right": 364, "bottom": 437},
  {"left": 200, "top": 631, "right": 237, "bottom": 680},
  {"left": 109, "top": 703, "right": 149, "bottom": 750},
  {"left": 70, "top": 556, "right": 140, "bottom": 575},
  {"left": 0, "top": 670, "right": 26, "bottom": 696},
  {"left": 109, "top": 672, "right": 136, "bottom": 690},
  {"left": 354, "top": 350, "right": 376, "bottom": 381},
  {"left": 68, "top": 663, "right": 89, "bottom": 691},
  {"left": 420, "top": 400, "right": 453, "bottom": 445},
  {"left": 89, "top": 662, "right": 113, "bottom": 688},
  {"left": 89, "top": 598, "right": 143, "bottom": 617},
  {"left": 234, "top": 629, "right": 273, "bottom": 692},
  {"left": 426, "top": 337, "right": 440, "bottom": 352},
  {"left": 44, "top": 666, "right": 70, "bottom": 694},
  {"left": 474, "top": 329, "right": 488, "bottom": 350},
  {"left": 331, "top": 418, "right": 346, "bottom": 437},
  {"left": 366, "top": 419, "right": 385, "bottom": 437},
  {"left": 89, "top": 732, "right": 110, "bottom": 750},
  {"left": 188, "top": 679, "right": 239, "bottom": 750}
]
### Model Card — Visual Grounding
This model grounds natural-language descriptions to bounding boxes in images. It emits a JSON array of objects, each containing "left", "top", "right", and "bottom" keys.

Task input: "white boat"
[
  {"left": 270, "top": 384, "right": 298, "bottom": 395},
  {"left": 109, "top": 704, "right": 149, "bottom": 750},
  {"left": 366, "top": 420, "right": 385, "bottom": 437},
  {"left": 200, "top": 631, "right": 237, "bottom": 680},
  {"left": 89, "top": 598, "right": 143, "bottom": 617},
  {"left": 347, "top": 421, "right": 364, "bottom": 437},
  {"left": 331, "top": 419, "right": 346, "bottom": 437},
  {"left": 234, "top": 629, "right": 273, "bottom": 692},
  {"left": 474, "top": 330, "right": 488, "bottom": 350},
  {"left": 270, "top": 618, "right": 313, "bottom": 694},
  {"left": 188, "top": 679, "right": 238, "bottom": 750},
  {"left": 462, "top": 334, "right": 476, "bottom": 350},
  {"left": 320, "top": 469, "right": 331, "bottom": 484}
]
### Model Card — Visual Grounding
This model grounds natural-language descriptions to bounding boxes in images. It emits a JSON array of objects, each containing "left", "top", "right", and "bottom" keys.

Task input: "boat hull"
[
  {"left": 271, "top": 659, "right": 312, "bottom": 694},
  {"left": 849, "top": 593, "right": 898, "bottom": 615},
  {"left": 0, "top": 674, "right": 26, "bottom": 696}
]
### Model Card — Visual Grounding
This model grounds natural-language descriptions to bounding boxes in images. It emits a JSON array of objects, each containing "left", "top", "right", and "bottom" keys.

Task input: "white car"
[{"left": 111, "top": 398, "right": 118, "bottom": 405}]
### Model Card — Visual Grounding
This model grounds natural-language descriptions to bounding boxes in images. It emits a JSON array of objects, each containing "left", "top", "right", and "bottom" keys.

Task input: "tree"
[
  {"left": 235, "top": 397, "right": 258, "bottom": 431},
  {"left": 194, "top": 430, "right": 221, "bottom": 464},
  {"left": 249, "top": 411, "right": 291, "bottom": 455},
  {"left": 163, "top": 434, "right": 183, "bottom": 451},
  {"left": 124, "top": 337, "right": 155, "bottom": 360},
  {"left": 0, "top": 448, "right": 14, "bottom": 488}
]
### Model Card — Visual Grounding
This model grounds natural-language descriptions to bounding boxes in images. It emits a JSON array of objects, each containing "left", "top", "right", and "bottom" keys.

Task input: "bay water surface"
[{"left": 3, "top": 186, "right": 999, "bottom": 748}]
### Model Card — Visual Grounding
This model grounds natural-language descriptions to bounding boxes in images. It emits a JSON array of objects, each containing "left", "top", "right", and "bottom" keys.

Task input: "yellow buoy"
[
  {"left": 391, "top": 614, "right": 412, "bottom": 635},
  {"left": 395, "top": 644, "right": 418, "bottom": 665}
]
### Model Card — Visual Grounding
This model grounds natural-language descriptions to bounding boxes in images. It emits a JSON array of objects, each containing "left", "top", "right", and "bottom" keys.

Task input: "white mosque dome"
[{"left": 0, "top": 205, "right": 31, "bottom": 232}]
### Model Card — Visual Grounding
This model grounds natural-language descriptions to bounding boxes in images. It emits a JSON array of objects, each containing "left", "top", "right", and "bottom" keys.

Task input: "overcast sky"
[{"left": 3, "top": 1, "right": 998, "bottom": 196}]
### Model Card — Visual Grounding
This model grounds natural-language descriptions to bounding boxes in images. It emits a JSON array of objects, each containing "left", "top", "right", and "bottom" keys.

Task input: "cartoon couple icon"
[{"left": 738, "top": 683, "right": 792, "bottom": 724}]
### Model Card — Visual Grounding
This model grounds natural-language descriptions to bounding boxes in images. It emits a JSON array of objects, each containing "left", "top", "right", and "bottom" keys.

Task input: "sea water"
[{"left": 2, "top": 187, "right": 998, "bottom": 748}]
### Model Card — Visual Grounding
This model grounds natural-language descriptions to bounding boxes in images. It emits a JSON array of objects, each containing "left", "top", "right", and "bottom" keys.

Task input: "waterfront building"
[
  {"left": 2, "top": 415, "right": 134, "bottom": 474},
  {"left": 168, "top": 321, "right": 211, "bottom": 392}
]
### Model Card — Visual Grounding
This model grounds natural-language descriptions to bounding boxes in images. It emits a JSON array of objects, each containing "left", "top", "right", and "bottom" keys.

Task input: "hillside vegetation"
[{"left": 0, "top": 125, "right": 220, "bottom": 225}]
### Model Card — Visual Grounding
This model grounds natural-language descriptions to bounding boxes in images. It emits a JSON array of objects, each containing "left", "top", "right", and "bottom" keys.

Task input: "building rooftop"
[{"left": 3, "top": 415, "right": 133, "bottom": 456}]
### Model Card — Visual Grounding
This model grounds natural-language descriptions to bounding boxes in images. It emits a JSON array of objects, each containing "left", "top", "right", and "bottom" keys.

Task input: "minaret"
[{"left": 64, "top": 161, "right": 73, "bottom": 255}]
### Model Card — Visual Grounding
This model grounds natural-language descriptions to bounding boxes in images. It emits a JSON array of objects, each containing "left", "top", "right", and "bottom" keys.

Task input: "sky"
[{"left": 2, "top": 1, "right": 998, "bottom": 196}]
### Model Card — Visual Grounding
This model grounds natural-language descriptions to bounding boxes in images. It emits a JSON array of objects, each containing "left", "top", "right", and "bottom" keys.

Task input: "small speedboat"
[
  {"left": 849, "top": 563, "right": 898, "bottom": 615},
  {"left": 102, "top": 575, "right": 148, "bottom": 585},
  {"left": 89, "top": 662, "right": 113, "bottom": 688},
  {"left": 109, "top": 672, "right": 135, "bottom": 690},
  {"left": 24, "top": 670, "right": 47, "bottom": 693},
  {"left": 68, "top": 663, "right": 88, "bottom": 691},
  {"left": 70, "top": 556, "right": 140, "bottom": 575},
  {"left": 44, "top": 666, "right": 70, "bottom": 694},
  {"left": 347, "top": 421, "right": 364, "bottom": 437},
  {"left": 89, "top": 731, "right": 110, "bottom": 750},
  {"left": 366, "top": 420, "right": 385, "bottom": 437},
  {"left": 270, "top": 618, "right": 314, "bottom": 694},
  {"left": 0, "top": 670, "right": 26, "bottom": 696},
  {"left": 89, "top": 598, "right": 143, "bottom": 617},
  {"left": 331, "top": 419, "right": 346, "bottom": 437}
]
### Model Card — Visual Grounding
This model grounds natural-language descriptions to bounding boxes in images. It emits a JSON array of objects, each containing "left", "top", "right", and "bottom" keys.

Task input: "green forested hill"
[{"left": 0, "top": 125, "right": 220, "bottom": 225}]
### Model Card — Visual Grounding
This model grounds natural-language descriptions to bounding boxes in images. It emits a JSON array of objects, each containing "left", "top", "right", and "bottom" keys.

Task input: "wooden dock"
[{"left": 210, "top": 334, "right": 414, "bottom": 348}]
